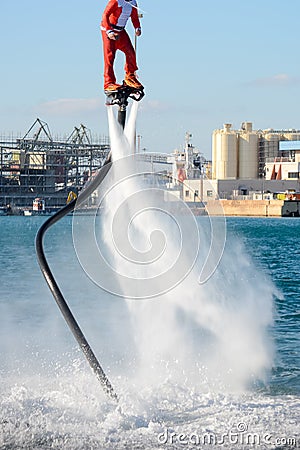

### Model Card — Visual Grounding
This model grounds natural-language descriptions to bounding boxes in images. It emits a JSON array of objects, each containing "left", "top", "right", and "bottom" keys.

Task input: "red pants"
[{"left": 101, "top": 30, "right": 138, "bottom": 89}]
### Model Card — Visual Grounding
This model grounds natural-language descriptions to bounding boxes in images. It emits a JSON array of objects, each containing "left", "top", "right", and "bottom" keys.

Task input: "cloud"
[
  {"left": 38, "top": 98, "right": 102, "bottom": 115},
  {"left": 247, "top": 73, "right": 300, "bottom": 87},
  {"left": 140, "top": 99, "right": 171, "bottom": 113},
  {"left": 39, "top": 97, "right": 172, "bottom": 116}
]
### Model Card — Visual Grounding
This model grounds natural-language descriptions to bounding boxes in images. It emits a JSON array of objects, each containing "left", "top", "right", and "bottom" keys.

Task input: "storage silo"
[
  {"left": 263, "top": 131, "right": 281, "bottom": 161},
  {"left": 238, "top": 122, "right": 258, "bottom": 178},
  {"left": 212, "top": 124, "right": 238, "bottom": 179},
  {"left": 283, "top": 131, "right": 300, "bottom": 142}
]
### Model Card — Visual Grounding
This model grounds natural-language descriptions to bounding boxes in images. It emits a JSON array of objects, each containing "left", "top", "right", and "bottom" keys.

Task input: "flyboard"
[
  {"left": 35, "top": 82, "right": 144, "bottom": 402},
  {"left": 105, "top": 82, "right": 144, "bottom": 128}
]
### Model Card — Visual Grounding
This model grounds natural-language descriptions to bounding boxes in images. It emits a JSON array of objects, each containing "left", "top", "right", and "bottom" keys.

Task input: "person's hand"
[
  {"left": 135, "top": 28, "right": 141, "bottom": 37},
  {"left": 108, "top": 31, "right": 119, "bottom": 40}
]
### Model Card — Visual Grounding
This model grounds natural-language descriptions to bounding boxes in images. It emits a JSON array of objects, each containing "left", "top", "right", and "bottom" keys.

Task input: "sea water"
[{"left": 0, "top": 215, "right": 299, "bottom": 449}]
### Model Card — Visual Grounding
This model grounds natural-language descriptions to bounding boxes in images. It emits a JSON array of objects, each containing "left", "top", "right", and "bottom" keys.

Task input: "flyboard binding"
[{"left": 105, "top": 82, "right": 144, "bottom": 107}]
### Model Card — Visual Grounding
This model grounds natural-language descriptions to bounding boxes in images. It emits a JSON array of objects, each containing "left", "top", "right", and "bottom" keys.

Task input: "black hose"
[{"left": 35, "top": 154, "right": 118, "bottom": 401}]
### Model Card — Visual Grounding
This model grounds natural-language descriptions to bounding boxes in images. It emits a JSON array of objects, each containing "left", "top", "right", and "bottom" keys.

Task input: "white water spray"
[{"left": 73, "top": 104, "right": 275, "bottom": 396}]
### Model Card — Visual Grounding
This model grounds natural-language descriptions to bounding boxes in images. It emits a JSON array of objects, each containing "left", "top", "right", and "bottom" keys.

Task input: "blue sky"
[{"left": 1, "top": 0, "right": 300, "bottom": 158}]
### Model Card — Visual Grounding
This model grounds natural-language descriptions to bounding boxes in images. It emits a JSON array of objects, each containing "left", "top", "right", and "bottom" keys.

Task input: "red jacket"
[{"left": 101, "top": 0, "right": 141, "bottom": 35}]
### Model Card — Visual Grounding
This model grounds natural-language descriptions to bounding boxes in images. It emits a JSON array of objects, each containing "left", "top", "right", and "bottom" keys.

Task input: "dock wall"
[{"left": 206, "top": 199, "right": 284, "bottom": 217}]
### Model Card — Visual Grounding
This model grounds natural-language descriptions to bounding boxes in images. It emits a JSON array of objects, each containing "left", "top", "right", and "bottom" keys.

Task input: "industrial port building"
[
  {"left": 0, "top": 119, "right": 110, "bottom": 212},
  {"left": 177, "top": 123, "right": 300, "bottom": 215},
  {"left": 212, "top": 122, "right": 300, "bottom": 180}
]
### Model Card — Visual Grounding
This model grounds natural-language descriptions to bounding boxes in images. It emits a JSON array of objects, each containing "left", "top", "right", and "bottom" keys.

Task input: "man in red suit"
[{"left": 101, "top": 0, "right": 143, "bottom": 92}]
